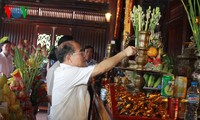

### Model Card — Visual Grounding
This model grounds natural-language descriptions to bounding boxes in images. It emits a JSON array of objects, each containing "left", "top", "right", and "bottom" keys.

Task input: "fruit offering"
[
  {"left": 0, "top": 73, "right": 25, "bottom": 119},
  {"left": 143, "top": 73, "right": 162, "bottom": 89},
  {"left": 145, "top": 32, "right": 174, "bottom": 73}
]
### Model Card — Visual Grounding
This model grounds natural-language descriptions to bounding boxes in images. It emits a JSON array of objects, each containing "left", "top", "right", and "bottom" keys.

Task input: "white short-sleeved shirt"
[
  {"left": 46, "top": 61, "right": 60, "bottom": 96},
  {"left": 0, "top": 52, "right": 14, "bottom": 77},
  {"left": 49, "top": 63, "right": 95, "bottom": 120}
]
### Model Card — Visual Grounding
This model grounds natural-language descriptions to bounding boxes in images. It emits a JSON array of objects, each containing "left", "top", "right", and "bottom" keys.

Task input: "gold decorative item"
[
  {"left": 105, "top": 41, "right": 115, "bottom": 58},
  {"left": 130, "top": 5, "right": 160, "bottom": 70},
  {"left": 127, "top": 5, "right": 162, "bottom": 93},
  {"left": 105, "top": 44, "right": 112, "bottom": 57},
  {"left": 135, "top": 47, "right": 148, "bottom": 70},
  {"left": 138, "top": 31, "right": 151, "bottom": 48},
  {"left": 133, "top": 75, "right": 145, "bottom": 92},
  {"left": 135, "top": 31, "right": 150, "bottom": 70}
]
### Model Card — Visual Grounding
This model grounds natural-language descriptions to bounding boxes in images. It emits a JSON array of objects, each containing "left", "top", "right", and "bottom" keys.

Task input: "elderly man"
[
  {"left": 46, "top": 35, "right": 74, "bottom": 113},
  {"left": 48, "top": 40, "right": 136, "bottom": 120}
]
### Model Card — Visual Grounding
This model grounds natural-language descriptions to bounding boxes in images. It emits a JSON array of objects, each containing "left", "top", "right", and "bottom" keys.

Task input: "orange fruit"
[{"left": 147, "top": 47, "right": 158, "bottom": 57}]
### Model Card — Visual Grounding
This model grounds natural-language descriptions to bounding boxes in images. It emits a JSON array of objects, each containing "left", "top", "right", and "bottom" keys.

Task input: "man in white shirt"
[
  {"left": 48, "top": 41, "right": 136, "bottom": 120},
  {"left": 46, "top": 35, "right": 74, "bottom": 114},
  {"left": 0, "top": 41, "right": 14, "bottom": 77}
]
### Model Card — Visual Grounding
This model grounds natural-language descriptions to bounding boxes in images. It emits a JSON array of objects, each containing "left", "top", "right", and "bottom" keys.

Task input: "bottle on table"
[{"left": 184, "top": 81, "right": 199, "bottom": 120}]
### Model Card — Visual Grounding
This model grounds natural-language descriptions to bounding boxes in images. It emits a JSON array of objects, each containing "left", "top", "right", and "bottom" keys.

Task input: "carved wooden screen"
[
  {"left": 35, "top": 25, "right": 52, "bottom": 50},
  {"left": 34, "top": 25, "right": 73, "bottom": 50},
  {"left": 34, "top": 25, "right": 107, "bottom": 61}
]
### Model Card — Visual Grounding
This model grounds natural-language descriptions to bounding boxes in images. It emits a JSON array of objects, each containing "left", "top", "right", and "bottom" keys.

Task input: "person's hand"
[{"left": 123, "top": 46, "right": 137, "bottom": 57}]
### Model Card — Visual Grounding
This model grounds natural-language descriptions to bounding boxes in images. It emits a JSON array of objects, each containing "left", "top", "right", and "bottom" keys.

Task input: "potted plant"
[
  {"left": 130, "top": 5, "right": 163, "bottom": 70},
  {"left": 181, "top": 0, "right": 200, "bottom": 53},
  {"left": 130, "top": 5, "right": 161, "bottom": 47}
]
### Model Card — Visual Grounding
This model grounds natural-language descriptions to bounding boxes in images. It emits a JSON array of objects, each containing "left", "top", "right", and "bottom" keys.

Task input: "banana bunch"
[{"left": 143, "top": 73, "right": 162, "bottom": 88}]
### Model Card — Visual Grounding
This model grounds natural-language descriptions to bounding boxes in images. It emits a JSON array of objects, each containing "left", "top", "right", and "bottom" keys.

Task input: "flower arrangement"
[
  {"left": 129, "top": 5, "right": 174, "bottom": 72},
  {"left": 3, "top": 40, "right": 48, "bottom": 119},
  {"left": 10, "top": 40, "right": 48, "bottom": 99},
  {"left": 130, "top": 5, "right": 161, "bottom": 47},
  {"left": 13, "top": 41, "right": 47, "bottom": 95},
  {"left": 181, "top": 0, "right": 200, "bottom": 52}
]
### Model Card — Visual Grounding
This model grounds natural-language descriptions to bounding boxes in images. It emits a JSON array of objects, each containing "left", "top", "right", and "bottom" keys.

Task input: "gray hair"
[{"left": 57, "top": 42, "right": 75, "bottom": 63}]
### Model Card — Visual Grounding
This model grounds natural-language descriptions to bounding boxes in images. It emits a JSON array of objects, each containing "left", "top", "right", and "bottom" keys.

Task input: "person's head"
[
  {"left": 48, "top": 35, "right": 73, "bottom": 60},
  {"left": 84, "top": 45, "right": 94, "bottom": 61},
  {"left": 58, "top": 35, "right": 74, "bottom": 46},
  {"left": 57, "top": 41, "right": 86, "bottom": 67},
  {"left": 48, "top": 46, "right": 57, "bottom": 61},
  {"left": 1, "top": 41, "right": 11, "bottom": 56}
]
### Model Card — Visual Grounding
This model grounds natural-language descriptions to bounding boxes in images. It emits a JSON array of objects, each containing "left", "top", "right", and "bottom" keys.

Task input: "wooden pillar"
[{"left": 122, "top": 0, "right": 134, "bottom": 50}]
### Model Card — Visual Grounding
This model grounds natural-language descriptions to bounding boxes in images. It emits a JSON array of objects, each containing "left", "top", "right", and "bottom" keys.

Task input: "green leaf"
[{"left": 0, "top": 36, "right": 8, "bottom": 43}]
